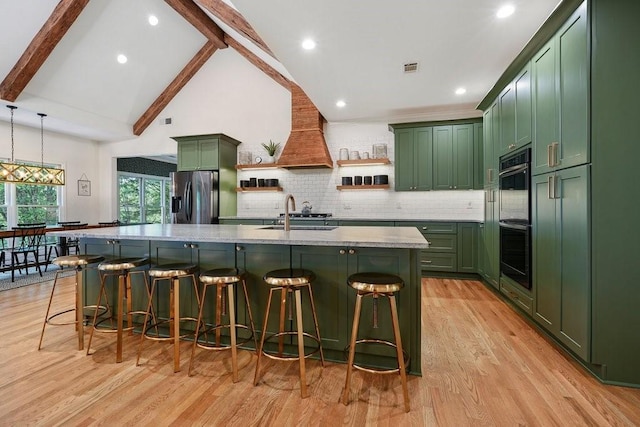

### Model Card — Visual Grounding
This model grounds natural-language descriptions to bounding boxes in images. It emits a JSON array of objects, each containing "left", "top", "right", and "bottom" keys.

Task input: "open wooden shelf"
[
  {"left": 235, "top": 164, "right": 280, "bottom": 170},
  {"left": 235, "top": 186, "right": 283, "bottom": 192},
  {"left": 336, "top": 184, "right": 390, "bottom": 190},
  {"left": 336, "top": 158, "right": 391, "bottom": 167}
]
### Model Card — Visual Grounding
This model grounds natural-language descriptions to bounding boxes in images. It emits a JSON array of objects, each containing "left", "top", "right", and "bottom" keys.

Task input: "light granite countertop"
[{"left": 49, "top": 223, "right": 429, "bottom": 249}]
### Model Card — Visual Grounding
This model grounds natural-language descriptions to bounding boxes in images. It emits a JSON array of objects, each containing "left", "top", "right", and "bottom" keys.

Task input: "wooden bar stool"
[
  {"left": 136, "top": 263, "right": 199, "bottom": 373},
  {"left": 253, "top": 268, "right": 324, "bottom": 399},
  {"left": 38, "top": 254, "right": 105, "bottom": 351},
  {"left": 188, "top": 268, "right": 257, "bottom": 381},
  {"left": 341, "top": 272, "right": 410, "bottom": 412},
  {"left": 86, "top": 257, "right": 155, "bottom": 363}
]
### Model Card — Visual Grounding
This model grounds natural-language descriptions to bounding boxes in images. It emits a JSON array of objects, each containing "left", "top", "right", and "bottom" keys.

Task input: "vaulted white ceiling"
[{"left": 0, "top": 0, "right": 561, "bottom": 142}]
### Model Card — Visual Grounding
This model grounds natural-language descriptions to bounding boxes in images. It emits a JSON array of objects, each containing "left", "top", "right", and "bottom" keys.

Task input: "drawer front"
[
  {"left": 423, "top": 234, "right": 456, "bottom": 253},
  {"left": 397, "top": 222, "right": 457, "bottom": 234},
  {"left": 500, "top": 278, "right": 533, "bottom": 315},
  {"left": 421, "top": 251, "right": 457, "bottom": 272}
]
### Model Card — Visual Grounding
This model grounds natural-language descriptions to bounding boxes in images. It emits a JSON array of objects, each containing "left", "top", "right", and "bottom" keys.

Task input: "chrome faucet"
[{"left": 284, "top": 193, "right": 296, "bottom": 231}]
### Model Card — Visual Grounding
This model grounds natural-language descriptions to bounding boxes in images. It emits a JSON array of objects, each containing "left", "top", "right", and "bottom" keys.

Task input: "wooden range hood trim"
[{"left": 277, "top": 84, "right": 334, "bottom": 169}]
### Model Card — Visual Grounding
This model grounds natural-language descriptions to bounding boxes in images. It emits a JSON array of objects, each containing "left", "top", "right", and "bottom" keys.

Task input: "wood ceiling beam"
[
  {"left": 196, "top": 0, "right": 275, "bottom": 58},
  {"left": 0, "top": 0, "right": 89, "bottom": 102},
  {"left": 133, "top": 41, "right": 219, "bottom": 136},
  {"left": 224, "top": 34, "right": 290, "bottom": 91},
  {"left": 165, "top": 0, "right": 227, "bottom": 49}
]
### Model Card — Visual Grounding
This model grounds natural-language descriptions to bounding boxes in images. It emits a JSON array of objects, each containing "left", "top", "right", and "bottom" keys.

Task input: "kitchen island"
[{"left": 50, "top": 224, "right": 428, "bottom": 374}]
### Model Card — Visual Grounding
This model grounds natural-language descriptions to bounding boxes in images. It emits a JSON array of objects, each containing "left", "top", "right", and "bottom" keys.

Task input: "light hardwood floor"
[{"left": 1, "top": 276, "right": 639, "bottom": 426}]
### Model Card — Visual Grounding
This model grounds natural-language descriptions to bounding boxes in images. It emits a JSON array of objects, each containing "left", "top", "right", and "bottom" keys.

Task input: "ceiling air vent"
[{"left": 404, "top": 62, "right": 418, "bottom": 73}]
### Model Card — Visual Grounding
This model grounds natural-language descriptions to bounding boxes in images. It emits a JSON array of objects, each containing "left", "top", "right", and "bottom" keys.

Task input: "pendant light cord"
[
  {"left": 7, "top": 105, "right": 17, "bottom": 162},
  {"left": 38, "top": 113, "right": 47, "bottom": 167}
]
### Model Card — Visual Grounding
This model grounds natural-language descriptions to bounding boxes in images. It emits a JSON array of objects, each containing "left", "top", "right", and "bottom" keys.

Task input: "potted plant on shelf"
[{"left": 261, "top": 140, "right": 281, "bottom": 164}]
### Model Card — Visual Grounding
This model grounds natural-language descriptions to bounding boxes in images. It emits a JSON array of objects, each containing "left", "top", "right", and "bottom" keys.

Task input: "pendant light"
[{"left": 0, "top": 105, "right": 65, "bottom": 185}]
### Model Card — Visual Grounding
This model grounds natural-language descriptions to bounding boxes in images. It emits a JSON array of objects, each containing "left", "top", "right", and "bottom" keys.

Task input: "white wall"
[
  {"left": 0, "top": 120, "right": 101, "bottom": 223},
  {"left": 92, "top": 47, "right": 484, "bottom": 221}
]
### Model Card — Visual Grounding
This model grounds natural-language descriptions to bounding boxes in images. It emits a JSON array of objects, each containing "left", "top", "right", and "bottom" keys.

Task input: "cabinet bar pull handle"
[
  {"left": 547, "top": 144, "right": 552, "bottom": 167},
  {"left": 552, "top": 142, "right": 559, "bottom": 167},
  {"left": 547, "top": 176, "right": 553, "bottom": 199},
  {"left": 424, "top": 261, "right": 433, "bottom": 264}
]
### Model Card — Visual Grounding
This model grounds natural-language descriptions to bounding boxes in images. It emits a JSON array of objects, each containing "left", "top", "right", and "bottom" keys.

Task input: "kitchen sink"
[{"left": 260, "top": 225, "right": 337, "bottom": 231}]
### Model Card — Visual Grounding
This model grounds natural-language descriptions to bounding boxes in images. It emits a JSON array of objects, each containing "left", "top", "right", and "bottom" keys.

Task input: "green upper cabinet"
[
  {"left": 499, "top": 84, "right": 516, "bottom": 155},
  {"left": 532, "top": 5, "right": 588, "bottom": 176},
  {"left": 483, "top": 106, "right": 495, "bottom": 187},
  {"left": 391, "top": 120, "right": 481, "bottom": 192},
  {"left": 532, "top": 165, "right": 590, "bottom": 361},
  {"left": 174, "top": 134, "right": 242, "bottom": 172},
  {"left": 515, "top": 64, "right": 532, "bottom": 147},
  {"left": 433, "top": 124, "right": 475, "bottom": 190},
  {"left": 473, "top": 123, "right": 483, "bottom": 189},
  {"left": 394, "top": 127, "right": 433, "bottom": 191}
]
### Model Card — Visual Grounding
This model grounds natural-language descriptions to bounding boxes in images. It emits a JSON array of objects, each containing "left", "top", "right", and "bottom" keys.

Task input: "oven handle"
[
  {"left": 499, "top": 221, "right": 529, "bottom": 231},
  {"left": 499, "top": 163, "right": 528, "bottom": 176}
]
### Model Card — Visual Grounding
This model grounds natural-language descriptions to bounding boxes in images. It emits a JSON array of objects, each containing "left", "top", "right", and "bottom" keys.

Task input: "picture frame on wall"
[{"left": 78, "top": 179, "right": 91, "bottom": 196}]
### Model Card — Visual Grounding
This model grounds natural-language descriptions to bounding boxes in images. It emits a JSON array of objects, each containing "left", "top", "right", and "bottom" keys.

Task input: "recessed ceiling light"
[
  {"left": 148, "top": 15, "right": 159, "bottom": 26},
  {"left": 336, "top": 100, "right": 346, "bottom": 108},
  {"left": 302, "top": 38, "right": 316, "bottom": 50},
  {"left": 117, "top": 54, "right": 128, "bottom": 64},
  {"left": 497, "top": 4, "right": 515, "bottom": 18},
  {"left": 455, "top": 87, "right": 467, "bottom": 95}
]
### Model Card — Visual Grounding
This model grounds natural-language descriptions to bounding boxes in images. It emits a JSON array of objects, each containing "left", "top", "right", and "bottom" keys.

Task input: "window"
[
  {"left": 0, "top": 184, "right": 6, "bottom": 229},
  {"left": 16, "top": 184, "right": 59, "bottom": 225},
  {"left": 118, "top": 173, "right": 170, "bottom": 224}
]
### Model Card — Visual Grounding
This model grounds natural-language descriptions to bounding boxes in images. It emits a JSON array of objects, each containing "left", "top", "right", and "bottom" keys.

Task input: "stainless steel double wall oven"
[{"left": 498, "top": 148, "right": 531, "bottom": 290}]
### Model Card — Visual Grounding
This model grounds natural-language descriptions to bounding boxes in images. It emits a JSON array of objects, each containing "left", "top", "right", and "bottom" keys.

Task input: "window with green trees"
[
  {"left": 0, "top": 184, "right": 6, "bottom": 229},
  {"left": 118, "top": 173, "right": 170, "bottom": 225},
  {"left": 16, "top": 184, "right": 59, "bottom": 225}
]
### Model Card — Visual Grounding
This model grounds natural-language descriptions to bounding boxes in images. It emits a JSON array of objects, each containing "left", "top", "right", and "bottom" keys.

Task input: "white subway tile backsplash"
[{"left": 236, "top": 122, "right": 484, "bottom": 221}]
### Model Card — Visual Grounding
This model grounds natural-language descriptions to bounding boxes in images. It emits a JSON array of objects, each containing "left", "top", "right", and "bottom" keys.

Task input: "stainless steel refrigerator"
[{"left": 170, "top": 171, "right": 219, "bottom": 224}]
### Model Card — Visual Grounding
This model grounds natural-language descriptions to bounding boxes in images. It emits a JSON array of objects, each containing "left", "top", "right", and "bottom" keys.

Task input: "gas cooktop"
[{"left": 278, "top": 213, "right": 333, "bottom": 218}]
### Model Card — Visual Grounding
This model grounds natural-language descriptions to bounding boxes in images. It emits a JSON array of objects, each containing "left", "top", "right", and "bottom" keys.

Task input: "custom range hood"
[{"left": 276, "top": 84, "right": 333, "bottom": 169}]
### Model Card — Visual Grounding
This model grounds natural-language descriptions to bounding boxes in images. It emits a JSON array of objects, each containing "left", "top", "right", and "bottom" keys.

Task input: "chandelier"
[{"left": 1, "top": 105, "right": 65, "bottom": 185}]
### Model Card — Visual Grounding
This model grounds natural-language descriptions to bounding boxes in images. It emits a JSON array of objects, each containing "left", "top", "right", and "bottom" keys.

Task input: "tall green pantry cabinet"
[{"left": 479, "top": 0, "right": 640, "bottom": 387}]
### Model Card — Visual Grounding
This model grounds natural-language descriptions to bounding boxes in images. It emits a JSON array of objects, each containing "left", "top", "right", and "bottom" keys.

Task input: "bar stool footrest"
[
  {"left": 143, "top": 317, "right": 200, "bottom": 341},
  {"left": 92, "top": 310, "right": 150, "bottom": 333},
  {"left": 344, "top": 338, "right": 410, "bottom": 374},
  {"left": 261, "top": 331, "right": 322, "bottom": 361},
  {"left": 196, "top": 323, "right": 254, "bottom": 350},
  {"left": 46, "top": 305, "right": 108, "bottom": 327}
]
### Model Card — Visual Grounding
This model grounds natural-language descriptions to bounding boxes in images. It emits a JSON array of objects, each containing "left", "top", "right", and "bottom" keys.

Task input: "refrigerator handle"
[{"left": 185, "top": 180, "right": 192, "bottom": 222}]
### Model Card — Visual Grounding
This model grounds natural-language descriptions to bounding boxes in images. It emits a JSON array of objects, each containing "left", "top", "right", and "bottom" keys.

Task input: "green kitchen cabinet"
[
  {"left": 393, "top": 127, "right": 433, "bottom": 191},
  {"left": 532, "top": 5, "right": 588, "bottom": 176},
  {"left": 338, "top": 220, "right": 394, "bottom": 227},
  {"left": 293, "top": 245, "right": 419, "bottom": 373},
  {"left": 474, "top": 123, "right": 483, "bottom": 189},
  {"left": 514, "top": 64, "right": 532, "bottom": 147},
  {"left": 218, "top": 218, "right": 265, "bottom": 225},
  {"left": 432, "top": 124, "right": 475, "bottom": 190},
  {"left": 457, "top": 223, "right": 477, "bottom": 273},
  {"left": 80, "top": 238, "right": 150, "bottom": 321},
  {"left": 500, "top": 64, "right": 532, "bottom": 157},
  {"left": 532, "top": 165, "right": 590, "bottom": 361},
  {"left": 173, "top": 133, "right": 241, "bottom": 172},
  {"left": 148, "top": 240, "right": 236, "bottom": 324},
  {"left": 483, "top": 102, "right": 499, "bottom": 187},
  {"left": 477, "top": 223, "right": 486, "bottom": 278},
  {"left": 499, "top": 84, "right": 516, "bottom": 155},
  {"left": 480, "top": 188, "right": 499, "bottom": 289}
]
